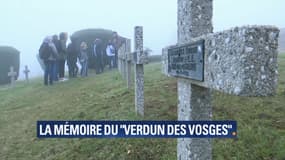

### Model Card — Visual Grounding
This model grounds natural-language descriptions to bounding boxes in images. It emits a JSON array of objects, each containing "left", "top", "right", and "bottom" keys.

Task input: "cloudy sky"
[{"left": 0, "top": 0, "right": 284, "bottom": 78}]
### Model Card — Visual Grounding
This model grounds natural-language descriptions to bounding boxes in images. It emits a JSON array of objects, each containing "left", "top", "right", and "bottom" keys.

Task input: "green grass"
[{"left": 0, "top": 54, "right": 285, "bottom": 160}]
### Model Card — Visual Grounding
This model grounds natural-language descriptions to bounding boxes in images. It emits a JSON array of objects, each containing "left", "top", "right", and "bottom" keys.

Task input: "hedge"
[{"left": 0, "top": 46, "right": 20, "bottom": 85}]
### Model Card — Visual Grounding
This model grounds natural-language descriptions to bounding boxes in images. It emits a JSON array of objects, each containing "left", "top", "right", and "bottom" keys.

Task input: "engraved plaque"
[{"left": 168, "top": 40, "right": 204, "bottom": 81}]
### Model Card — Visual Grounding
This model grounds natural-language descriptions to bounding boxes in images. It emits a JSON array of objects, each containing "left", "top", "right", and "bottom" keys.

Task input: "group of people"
[
  {"left": 39, "top": 32, "right": 68, "bottom": 85},
  {"left": 39, "top": 32, "right": 122, "bottom": 86}
]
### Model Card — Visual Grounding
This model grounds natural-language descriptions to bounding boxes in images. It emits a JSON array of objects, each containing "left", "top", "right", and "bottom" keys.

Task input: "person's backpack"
[{"left": 39, "top": 43, "right": 51, "bottom": 60}]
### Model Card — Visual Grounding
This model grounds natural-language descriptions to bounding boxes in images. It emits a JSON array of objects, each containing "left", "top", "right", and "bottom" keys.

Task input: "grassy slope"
[{"left": 0, "top": 54, "right": 284, "bottom": 160}]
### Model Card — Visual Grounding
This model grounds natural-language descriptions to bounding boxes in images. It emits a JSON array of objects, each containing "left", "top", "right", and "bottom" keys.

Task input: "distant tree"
[
  {"left": 0, "top": 46, "right": 20, "bottom": 85},
  {"left": 143, "top": 47, "right": 152, "bottom": 64},
  {"left": 144, "top": 47, "right": 152, "bottom": 57}
]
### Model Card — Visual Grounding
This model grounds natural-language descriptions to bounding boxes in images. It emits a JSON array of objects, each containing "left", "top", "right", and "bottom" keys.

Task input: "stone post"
[
  {"left": 177, "top": 0, "right": 213, "bottom": 159},
  {"left": 125, "top": 39, "right": 132, "bottom": 89},
  {"left": 134, "top": 26, "right": 144, "bottom": 116}
]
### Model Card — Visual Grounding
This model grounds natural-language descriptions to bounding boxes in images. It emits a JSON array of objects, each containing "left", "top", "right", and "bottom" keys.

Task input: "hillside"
[
  {"left": 279, "top": 28, "right": 285, "bottom": 53},
  {"left": 0, "top": 55, "right": 285, "bottom": 159}
]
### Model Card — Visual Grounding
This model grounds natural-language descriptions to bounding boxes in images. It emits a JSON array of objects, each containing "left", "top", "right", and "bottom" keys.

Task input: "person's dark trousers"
[
  {"left": 109, "top": 56, "right": 115, "bottom": 69},
  {"left": 95, "top": 56, "right": 102, "bottom": 74},
  {"left": 44, "top": 60, "right": 55, "bottom": 85},
  {"left": 68, "top": 64, "right": 74, "bottom": 78},
  {"left": 100, "top": 56, "right": 104, "bottom": 73},
  {"left": 68, "top": 62, "right": 78, "bottom": 78},
  {"left": 80, "top": 61, "right": 88, "bottom": 77},
  {"left": 53, "top": 60, "right": 59, "bottom": 81},
  {"left": 108, "top": 56, "right": 112, "bottom": 69},
  {"left": 58, "top": 59, "right": 65, "bottom": 78}
]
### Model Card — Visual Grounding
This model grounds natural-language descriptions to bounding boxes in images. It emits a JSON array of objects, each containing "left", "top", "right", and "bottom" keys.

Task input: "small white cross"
[
  {"left": 7, "top": 66, "right": 17, "bottom": 87},
  {"left": 23, "top": 65, "right": 30, "bottom": 83}
]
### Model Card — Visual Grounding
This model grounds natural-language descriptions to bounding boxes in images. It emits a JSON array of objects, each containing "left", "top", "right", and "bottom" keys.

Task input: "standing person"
[
  {"left": 79, "top": 42, "right": 88, "bottom": 77},
  {"left": 52, "top": 35, "right": 60, "bottom": 81},
  {"left": 67, "top": 37, "right": 78, "bottom": 78},
  {"left": 39, "top": 36, "right": 58, "bottom": 85},
  {"left": 106, "top": 40, "right": 115, "bottom": 69},
  {"left": 58, "top": 32, "right": 68, "bottom": 80},
  {"left": 111, "top": 32, "right": 123, "bottom": 68},
  {"left": 93, "top": 39, "right": 104, "bottom": 74}
]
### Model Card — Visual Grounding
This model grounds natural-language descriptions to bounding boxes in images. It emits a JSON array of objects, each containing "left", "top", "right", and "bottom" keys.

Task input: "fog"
[{"left": 0, "top": 0, "right": 284, "bottom": 79}]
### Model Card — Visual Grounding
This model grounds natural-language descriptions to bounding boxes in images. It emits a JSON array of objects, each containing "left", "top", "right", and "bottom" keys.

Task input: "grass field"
[{"left": 0, "top": 54, "right": 284, "bottom": 160}]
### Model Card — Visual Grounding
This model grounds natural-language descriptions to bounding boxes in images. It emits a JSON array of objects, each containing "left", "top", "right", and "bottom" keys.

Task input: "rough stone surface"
[
  {"left": 134, "top": 26, "right": 147, "bottom": 64},
  {"left": 135, "top": 64, "right": 144, "bottom": 116},
  {"left": 178, "top": 0, "right": 213, "bottom": 43},
  {"left": 118, "top": 44, "right": 127, "bottom": 79},
  {"left": 127, "top": 60, "right": 132, "bottom": 89},
  {"left": 177, "top": 80, "right": 212, "bottom": 160},
  {"left": 161, "top": 47, "right": 170, "bottom": 76},
  {"left": 170, "top": 0, "right": 279, "bottom": 160},
  {"left": 165, "top": 25, "right": 280, "bottom": 96},
  {"left": 118, "top": 38, "right": 131, "bottom": 79},
  {"left": 134, "top": 26, "right": 144, "bottom": 116},
  {"left": 118, "top": 55, "right": 122, "bottom": 74},
  {"left": 125, "top": 39, "right": 132, "bottom": 89},
  {"left": 118, "top": 38, "right": 133, "bottom": 89},
  {"left": 177, "top": 0, "right": 213, "bottom": 160}
]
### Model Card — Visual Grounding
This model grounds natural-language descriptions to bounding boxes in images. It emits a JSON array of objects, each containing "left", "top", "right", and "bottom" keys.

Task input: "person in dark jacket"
[
  {"left": 58, "top": 32, "right": 68, "bottom": 79},
  {"left": 93, "top": 39, "right": 104, "bottom": 74},
  {"left": 39, "top": 36, "right": 59, "bottom": 85},
  {"left": 52, "top": 35, "right": 60, "bottom": 81},
  {"left": 67, "top": 38, "right": 78, "bottom": 78}
]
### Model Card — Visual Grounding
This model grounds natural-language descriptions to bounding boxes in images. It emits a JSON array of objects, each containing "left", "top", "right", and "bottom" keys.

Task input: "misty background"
[{"left": 0, "top": 0, "right": 284, "bottom": 79}]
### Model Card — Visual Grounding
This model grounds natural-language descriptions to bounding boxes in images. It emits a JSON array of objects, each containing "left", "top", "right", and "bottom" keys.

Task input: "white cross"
[
  {"left": 8, "top": 66, "right": 17, "bottom": 87},
  {"left": 23, "top": 65, "right": 30, "bottom": 83}
]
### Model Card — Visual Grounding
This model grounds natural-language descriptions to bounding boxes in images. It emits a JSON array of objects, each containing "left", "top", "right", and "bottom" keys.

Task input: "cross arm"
[{"left": 163, "top": 25, "right": 280, "bottom": 96}]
